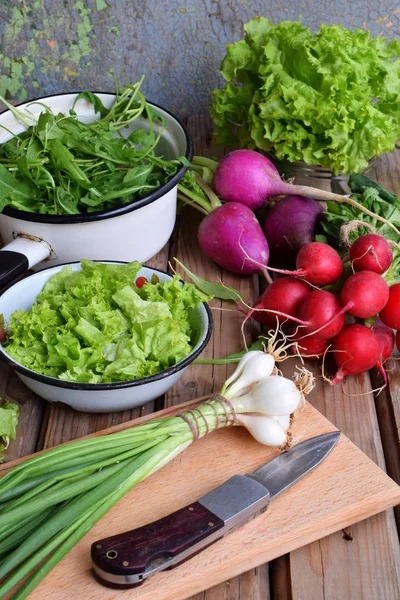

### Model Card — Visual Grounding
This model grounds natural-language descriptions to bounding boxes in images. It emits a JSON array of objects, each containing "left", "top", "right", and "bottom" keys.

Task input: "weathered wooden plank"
[{"left": 368, "top": 149, "right": 400, "bottom": 530}]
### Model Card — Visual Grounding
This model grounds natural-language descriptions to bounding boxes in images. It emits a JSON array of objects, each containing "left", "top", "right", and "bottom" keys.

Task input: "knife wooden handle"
[{"left": 91, "top": 501, "right": 225, "bottom": 588}]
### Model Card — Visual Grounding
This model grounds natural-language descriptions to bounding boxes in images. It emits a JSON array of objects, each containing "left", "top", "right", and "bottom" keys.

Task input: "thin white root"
[{"left": 293, "top": 366, "right": 316, "bottom": 402}]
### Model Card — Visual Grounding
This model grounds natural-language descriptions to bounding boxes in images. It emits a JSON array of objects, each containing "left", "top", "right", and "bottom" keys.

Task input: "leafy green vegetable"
[
  {"left": 195, "top": 338, "right": 265, "bottom": 364},
  {"left": 174, "top": 258, "right": 241, "bottom": 301},
  {"left": 0, "top": 400, "right": 19, "bottom": 462},
  {"left": 321, "top": 175, "right": 400, "bottom": 283},
  {"left": 0, "top": 79, "right": 182, "bottom": 215},
  {"left": 211, "top": 18, "right": 400, "bottom": 175},
  {"left": 3, "top": 261, "right": 209, "bottom": 383}
]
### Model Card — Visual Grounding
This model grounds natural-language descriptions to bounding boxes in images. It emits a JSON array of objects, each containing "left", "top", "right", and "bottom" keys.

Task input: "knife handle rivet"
[
  {"left": 96, "top": 544, "right": 102, "bottom": 549},
  {"left": 208, "top": 522, "right": 214, "bottom": 527},
  {"left": 123, "top": 561, "right": 129, "bottom": 567},
  {"left": 188, "top": 507, "right": 194, "bottom": 511},
  {"left": 106, "top": 550, "right": 118, "bottom": 560}
]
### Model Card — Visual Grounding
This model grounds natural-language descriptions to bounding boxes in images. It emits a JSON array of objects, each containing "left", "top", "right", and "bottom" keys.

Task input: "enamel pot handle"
[{"left": 0, "top": 237, "right": 51, "bottom": 288}]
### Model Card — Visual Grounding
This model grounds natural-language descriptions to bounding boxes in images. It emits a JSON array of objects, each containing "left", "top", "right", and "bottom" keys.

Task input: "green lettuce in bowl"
[{"left": 2, "top": 261, "right": 210, "bottom": 385}]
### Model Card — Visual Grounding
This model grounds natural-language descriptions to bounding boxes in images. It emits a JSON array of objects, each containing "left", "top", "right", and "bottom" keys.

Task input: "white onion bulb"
[
  {"left": 234, "top": 375, "right": 301, "bottom": 416},
  {"left": 224, "top": 352, "right": 275, "bottom": 399},
  {"left": 236, "top": 414, "right": 287, "bottom": 446}
]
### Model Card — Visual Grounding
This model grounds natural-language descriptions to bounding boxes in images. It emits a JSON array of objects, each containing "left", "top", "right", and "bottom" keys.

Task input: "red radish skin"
[
  {"left": 370, "top": 319, "right": 395, "bottom": 384},
  {"left": 295, "top": 290, "right": 345, "bottom": 340},
  {"left": 340, "top": 271, "right": 390, "bottom": 319},
  {"left": 264, "top": 242, "right": 343, "bottom": 286},
  {"left": 331, "top": 324, "right": 381, "bottom": 385},
  {"left": 198, "top": 202, "right": 270, "bottom": 275},
  {"left": 252, "top": 278, "right": 310, "bottom": 327},
  {"left": 396, "top": 330, "right": 400, "bottom": 352},
  {"left": 349, "top": 234, "right": 393, "bottom": 274},
  {"left": 379, "top": 283, "right": 400, "bottom": 330},
  {"left": 291, "top": 331, "right": 329, "bottom": 359},
  {"left": 308, "top": 270, "right": 390, "bottom": 338}
]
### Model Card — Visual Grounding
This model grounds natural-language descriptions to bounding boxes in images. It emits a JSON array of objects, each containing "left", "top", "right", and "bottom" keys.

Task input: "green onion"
[{"left": 0, "top": 358, "right": 315, "bottom": 598}]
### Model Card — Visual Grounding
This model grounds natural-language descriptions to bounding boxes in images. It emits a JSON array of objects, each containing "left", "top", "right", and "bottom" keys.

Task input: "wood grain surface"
[
  {"left": 2, "top": 401, "right": 400, "bottom": 600},
  {"left": 1, "top": 117, "right": 400, "bottom": 599}
]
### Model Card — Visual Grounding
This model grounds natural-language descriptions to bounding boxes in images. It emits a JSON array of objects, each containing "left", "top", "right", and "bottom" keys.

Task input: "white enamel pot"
[
  {"left": 0, "top": 262, "right": 212, "bottom": 412},
  {"left": 0, "top": 93, "right": 192, "bottom": 288}
]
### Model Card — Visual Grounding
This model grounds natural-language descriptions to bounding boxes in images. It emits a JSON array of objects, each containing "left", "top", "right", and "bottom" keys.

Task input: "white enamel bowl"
[
  {"left": 0, "top": 262, "right": 212, "bottom": 413},
  {"left": 0, "top": 93, "right": 192, "bottom": 287}
]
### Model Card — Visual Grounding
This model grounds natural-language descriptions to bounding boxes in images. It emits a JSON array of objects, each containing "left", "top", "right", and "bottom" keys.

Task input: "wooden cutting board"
[{"left": 2, "top": 399, "right": 400, "bottom": 600}]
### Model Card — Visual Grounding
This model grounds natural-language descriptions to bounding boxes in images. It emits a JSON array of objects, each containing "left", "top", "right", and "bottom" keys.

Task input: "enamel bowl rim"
[
  {"left": 0, "top": 261, "right": 212, "bottom": 390},
  {"left": 0, "top": 93, "right": 193, "bottom": 224}
]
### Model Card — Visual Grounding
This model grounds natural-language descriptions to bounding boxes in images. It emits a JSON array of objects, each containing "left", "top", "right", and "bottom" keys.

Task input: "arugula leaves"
[{"left": 0, "top": 81, "right": 181, "bottom": 215}]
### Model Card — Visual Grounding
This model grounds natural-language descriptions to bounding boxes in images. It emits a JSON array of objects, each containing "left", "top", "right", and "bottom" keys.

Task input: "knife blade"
[{"left": 91, "top": 431, "right": 340, "bottom": 589}]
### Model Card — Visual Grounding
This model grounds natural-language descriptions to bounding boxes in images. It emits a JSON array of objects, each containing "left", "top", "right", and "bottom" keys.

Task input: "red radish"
[
  {"left": 198, "top": 202, "right": 270, "bottom": 275},
  {"left": 295, "top": 290, "right": 345, "bottom": 340},
  {"left": 396, "top": 330, "right": 400, "bottom": 352},
  {"left": 369, "top": 319, "right": 395, "bottom": 384},
  {"left": 379, "top": 283, "right": 400, "bottom": 330},
  {"left": 135, "top": 276, "right": 148, "bottom": 288},
  {"left": 340, "top": 271, "right": 390, "bottom": 319},
  {"left": 349, "top": 233, "right": 393, "bottom": 274},
  {"left": 252, "top": 278, "right": 310, "bottom": 327},
  {"left": 262, "top": 242, "right": 343, "bottom": 286},
  {"left": 211, "top": 150, "right": 400, "bottom": 235},
  {"left": 331, "top": 324, "right": 381, "bottom": 385},
  {"left": 291, "top": 331, "right": 329, "bottom": 359}
]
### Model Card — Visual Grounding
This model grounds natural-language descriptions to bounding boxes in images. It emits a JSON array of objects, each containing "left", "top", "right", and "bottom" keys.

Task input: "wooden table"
[{"left": 2, "top": 116, "right": 400, "bottom": 600}]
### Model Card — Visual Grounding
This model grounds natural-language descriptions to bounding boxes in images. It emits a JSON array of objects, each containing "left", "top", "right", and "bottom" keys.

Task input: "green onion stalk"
[{"left": 0, "top": 353, "right": 314, "bottom": 599}]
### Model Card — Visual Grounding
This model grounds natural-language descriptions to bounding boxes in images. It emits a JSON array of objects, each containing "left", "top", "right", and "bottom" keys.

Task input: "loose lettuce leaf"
[
  {"left": 212, "top": 18, "right": 400, "bottom": 174},
  {"left": 4, "top": 261, "right": 209, "bottom": 383},
  {"left": 0, "top": 400, "right": 19, "bottom": 462}
]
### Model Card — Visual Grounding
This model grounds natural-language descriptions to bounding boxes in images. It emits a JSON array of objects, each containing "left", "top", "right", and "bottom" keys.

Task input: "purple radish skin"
[
  {"left": 263, "top": 195, "right": 325, "bottom": 267},
  {"left": 198, "top": 202, "right": 270, "bottom": 275},
  {"left": 212, "top": 150, "right": 400, "bottom": 235}
]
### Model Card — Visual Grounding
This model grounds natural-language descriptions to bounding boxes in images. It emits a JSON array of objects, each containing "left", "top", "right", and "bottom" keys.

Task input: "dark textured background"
[{"left": 0, "top": 0, "right": 399, "bottom": 115}]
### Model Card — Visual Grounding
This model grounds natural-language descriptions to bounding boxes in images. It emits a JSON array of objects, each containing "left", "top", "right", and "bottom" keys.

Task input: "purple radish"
[
  {"left": 263, "top": 195, "right": 325, "bottom": 267},
  {"left": 212, "top": 150, "right": 399, "bottom": 235},
  {"left": 198, "top": 202, "right": 270, "bottom": 275}
]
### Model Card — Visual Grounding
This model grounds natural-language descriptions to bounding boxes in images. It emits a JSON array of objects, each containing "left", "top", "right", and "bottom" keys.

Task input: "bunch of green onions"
[{"left": 0, "top": 352, "right": 314, "bottom": 599}]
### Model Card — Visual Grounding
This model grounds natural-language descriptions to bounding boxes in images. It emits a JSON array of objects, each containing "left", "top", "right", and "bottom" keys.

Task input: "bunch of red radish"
[{"left": 250, "top": 234, "right": 399, "bottom": 385}]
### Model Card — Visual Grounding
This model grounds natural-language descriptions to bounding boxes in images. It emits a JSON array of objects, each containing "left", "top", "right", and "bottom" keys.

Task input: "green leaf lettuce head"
[
  {"left": 3, "top": 261, "right": 210, "bottom": 383},
  {"left": 0, "top": 400, "right": 19, "bottom": 462},
  {"left": 211, "top": 18, "right": 400, "bottom": 174}
]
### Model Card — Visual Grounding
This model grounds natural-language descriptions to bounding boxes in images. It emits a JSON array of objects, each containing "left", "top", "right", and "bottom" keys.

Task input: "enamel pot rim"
[{"left": 0, "top": 93, "right": 193, "bottom": 224}]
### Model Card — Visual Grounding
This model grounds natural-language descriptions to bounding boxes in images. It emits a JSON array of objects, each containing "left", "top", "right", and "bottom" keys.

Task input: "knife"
[{"left": 91, "top": 431, "right": 340, "bottom": 589}]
